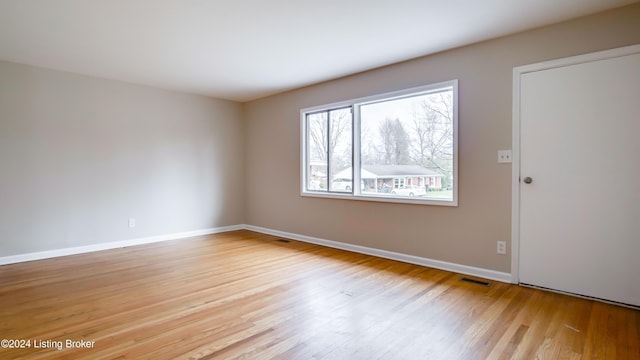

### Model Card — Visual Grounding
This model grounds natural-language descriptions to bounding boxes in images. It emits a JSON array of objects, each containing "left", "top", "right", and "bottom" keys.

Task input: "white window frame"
[{"left": 300, "top": 80, "right": 458, "bottom": 206}]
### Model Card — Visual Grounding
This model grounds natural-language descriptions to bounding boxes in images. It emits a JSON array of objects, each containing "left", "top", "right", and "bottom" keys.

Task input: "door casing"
[{"left": 511, "top": 44, "right": 640, "bottom": 285}]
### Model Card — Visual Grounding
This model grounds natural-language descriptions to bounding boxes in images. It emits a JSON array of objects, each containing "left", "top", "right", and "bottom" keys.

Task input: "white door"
[{"left": 517, "top": 46, "right": 640, "bottom": 307}]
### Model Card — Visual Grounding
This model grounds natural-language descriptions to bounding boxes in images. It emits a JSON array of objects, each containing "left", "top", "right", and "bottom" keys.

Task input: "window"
[
  {"left": 301, "top": 80, "right": 457, "bottom": 206},
  {"left": 305, "top": 107, "right": 353, "bottom": 192}
]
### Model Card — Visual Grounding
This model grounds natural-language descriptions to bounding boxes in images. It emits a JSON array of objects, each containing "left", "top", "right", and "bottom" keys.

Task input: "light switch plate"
[{"left": 498, "top": 150, "right": 512, "bottom": 163}]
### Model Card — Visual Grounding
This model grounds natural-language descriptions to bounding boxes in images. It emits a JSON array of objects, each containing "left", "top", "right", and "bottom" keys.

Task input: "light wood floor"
[{"left": 0, "top": 230, "right": 638, "bottom": 359}]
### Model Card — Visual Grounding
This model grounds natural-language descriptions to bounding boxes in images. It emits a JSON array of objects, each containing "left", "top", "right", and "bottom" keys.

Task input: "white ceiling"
[{"left": 0, "top": 1, "right": 636, "bottom": 102}]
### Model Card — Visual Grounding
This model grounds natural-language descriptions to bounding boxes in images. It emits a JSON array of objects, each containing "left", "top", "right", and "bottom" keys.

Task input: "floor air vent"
[
  {"left": 275, "top": 239, "right": 291, "bottom": 243},
  {"left": 460, "top": 277, "right": 491, "bottom": 286}
]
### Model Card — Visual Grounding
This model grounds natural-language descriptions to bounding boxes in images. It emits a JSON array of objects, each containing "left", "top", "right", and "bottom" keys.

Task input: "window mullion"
[
  {"left": 326, "top": 110, "right": 332, "bottom": 193},
  {"left": 352, "top": 105, "right": 361, "bottom": 196}
]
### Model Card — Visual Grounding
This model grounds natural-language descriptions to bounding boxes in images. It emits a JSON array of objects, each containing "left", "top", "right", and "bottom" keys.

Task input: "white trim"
[
  {"left": 513, "top": 44, "right": 640, "bottom": 76},
  {"left": 451, "top": 79, "right": 459, "bottom": 206},
  {"left": 1, "top": 223, "right": 512, "bottom": 284},
  {"left": 353, "top": 104, "right": 361, "bottom": 197},
  {"left": 300, "top": 191, "right": 458, "bottom": 206},
  {"left": 245, "top": 225, "right": 511, "bottom": 283},
  {"left": 300, "top": 80, "right": 457, "bottom": 115},
  {"left": 300, "top": 107, "right": 305, "bottom": 197},
  {"left": 520, "top": 283, "right": 640, "bottom": 311},
  {"left": 511, "top": 44, "right": 640, "bottom": 284},
  {"left": 0, "top": 225, "right": 244, "bottom": 266},
  {"left": 511, "top": 64, "right": 522, "bottom": 284}
]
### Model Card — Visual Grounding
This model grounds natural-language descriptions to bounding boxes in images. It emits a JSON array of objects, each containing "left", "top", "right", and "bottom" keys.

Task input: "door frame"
[{"left": 511, "top": 44, "right": 640, "bottom": 284}]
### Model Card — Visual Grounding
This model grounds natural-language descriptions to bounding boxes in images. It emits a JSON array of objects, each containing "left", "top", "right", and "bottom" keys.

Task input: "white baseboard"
[
  {"left": 0, "top": 224, "right": 244, "bottom": 266},
  {"left": 1, "top": 224, "right": 513, "bottom": 284},
  {"left": 244, "top": 225, "right": 513, "bottom": 283}
]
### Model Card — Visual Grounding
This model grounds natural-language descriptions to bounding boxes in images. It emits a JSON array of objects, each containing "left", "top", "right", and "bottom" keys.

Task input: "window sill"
[{"left": 300, "top": 191, "right": 458, "bottom": 207}]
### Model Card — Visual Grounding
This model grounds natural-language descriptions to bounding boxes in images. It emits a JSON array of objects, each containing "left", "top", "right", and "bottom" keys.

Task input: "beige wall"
[
  {"left": 0, "top": 61, "right": 244, "bottom": 256},
  {"left": 243, "top": 4, "right": 640, "bottom": 273}
]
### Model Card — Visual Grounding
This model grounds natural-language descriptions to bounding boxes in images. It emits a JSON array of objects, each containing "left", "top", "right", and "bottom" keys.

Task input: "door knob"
[{"left": 523, "top": 177, "right": 533, "bottom": 184}]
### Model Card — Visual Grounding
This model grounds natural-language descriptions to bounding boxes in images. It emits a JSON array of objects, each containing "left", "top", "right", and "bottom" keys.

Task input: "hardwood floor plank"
[{"left": 0, "top": 230, "right": 638, "bottom": 359}]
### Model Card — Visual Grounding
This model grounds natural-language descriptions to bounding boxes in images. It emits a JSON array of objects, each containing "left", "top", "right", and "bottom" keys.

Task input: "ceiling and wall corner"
[{"left": 0, "top": 0, "right": 636, "bottom": 102}]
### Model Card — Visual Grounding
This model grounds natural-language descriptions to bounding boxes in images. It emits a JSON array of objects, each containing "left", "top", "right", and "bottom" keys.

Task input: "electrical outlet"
[
  {"left": 498, "top": 150, "right": 512, "bottom": 163},
  {"left": 128, "top": 218, "right": 136, "bottom": 228},
  {"left": 497, "top": 241, "right": 507, "bottom": 255}
]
